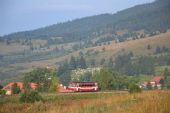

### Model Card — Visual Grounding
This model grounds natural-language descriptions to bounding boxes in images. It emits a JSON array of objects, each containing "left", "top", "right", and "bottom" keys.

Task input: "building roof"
[
  {"left": 3, "top": 82, "right": 37, "bottom": 91},
  {"left": 143, "top": 81, "right": 148, "bottom": 86},
  {"left": 2, "top": 82, "right": 23, "bottom": 91},
  {"left": 29, "top": 82, "right": 37, "bottom": 90},
  {"left": 151, "top": 76, "right": 162, "bottom": 84}
]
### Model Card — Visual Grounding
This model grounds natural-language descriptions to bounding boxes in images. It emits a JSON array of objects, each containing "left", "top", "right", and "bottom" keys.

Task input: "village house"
[
  {"left": 139, "top": 81, "right": 148, "bottom": 89},
  {"left": 2, "top": 82, "right": 37, "bottom": 95},
  {"left": 2, "top": 82, "right": 23, "bottom": 95},
  {"left": 140, "top": 76, "right": 164, "bottom": 89},
  {"left": 150, "top": 76, "right": 164, "bottom": 89},
  {"left": 29, "top": 82, "right": 38, "bottom": 90}
]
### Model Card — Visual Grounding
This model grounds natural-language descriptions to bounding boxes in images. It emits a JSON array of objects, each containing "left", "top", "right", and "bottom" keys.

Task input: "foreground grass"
[{"left": 0, "top": 90, "right": 170, "bottom": 113}]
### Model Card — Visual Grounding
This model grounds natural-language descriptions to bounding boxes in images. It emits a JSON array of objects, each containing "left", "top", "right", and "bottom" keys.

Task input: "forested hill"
[{"left": 2, "top": 0, "right": 170, "bottom": 43}]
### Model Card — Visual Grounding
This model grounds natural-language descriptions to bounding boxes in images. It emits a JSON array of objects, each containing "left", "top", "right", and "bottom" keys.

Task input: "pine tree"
[
  {"left": 108, "top": 57, "right": 113, "bottom": 69},
  {"left": 155, "top": 46, "right": 161, "bottom": 53},
  {"left": 69, "top": 56, "right": 77, "bottom": 70},
  {"left": 90, "top": 59, "right": 96, "bottom": 67},
  {"left": 57, "top": 60, "right": 69, "bottom": 76},
  {"left": 100, "top": 58, "right": 105, "bottom": 65},
  {"left": 147, "top": 44, "right": 151, "bottom": 50},
  {"left": 79, "top": 56, "right": 87, "bottom": 69},
  {"left": 55, "top": 46, "right": 59, "bottom": 52}
]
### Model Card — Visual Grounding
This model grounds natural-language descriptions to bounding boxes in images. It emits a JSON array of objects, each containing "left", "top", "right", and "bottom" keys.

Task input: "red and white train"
[{"left": 67, "top": 82, "right": 98, "bottom": 92}]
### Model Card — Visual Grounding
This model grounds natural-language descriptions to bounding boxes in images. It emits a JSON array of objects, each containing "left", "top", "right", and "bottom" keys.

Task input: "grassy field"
[{"left": 0, "top": 90, "right": 170, "bottom": 113}]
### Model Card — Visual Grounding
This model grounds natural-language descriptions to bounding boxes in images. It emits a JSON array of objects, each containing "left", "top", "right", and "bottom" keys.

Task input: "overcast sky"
[{"left": 0, "top": 0, "right": 154, "bottom": 36}]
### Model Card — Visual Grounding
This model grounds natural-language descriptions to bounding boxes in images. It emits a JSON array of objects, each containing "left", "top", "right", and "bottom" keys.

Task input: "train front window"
[{"left": 69, "top": 84, "right": 75, "bottom": 87}]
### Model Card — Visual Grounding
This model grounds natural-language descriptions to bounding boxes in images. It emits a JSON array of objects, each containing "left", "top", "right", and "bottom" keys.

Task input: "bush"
[
  {"left": 20, "top": 91, "right": 43, "bottom": 103},
  {"left": 147, "top": 82, "right": 152, "bottom": 90},
  {"left": 167, "top": 84, "right": 170, "bottom": 89},
  {"left": 0, "top": 85, "right": 3, "bottom": 89},
  {"left": 12, "top": 83, "right": 21, "bottom": 94},
  {"left": 128, "top": 83, "right": 142, "bottom": 94},
  {"left": 49, "top": 77, "right": 59, "bottom": 92},
  {"left": 0, "top": 90, "right": 6, "bottom": 96}
]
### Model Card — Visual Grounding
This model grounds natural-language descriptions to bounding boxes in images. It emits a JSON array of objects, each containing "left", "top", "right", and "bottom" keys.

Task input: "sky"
[{"left": 0, "top": 0, "right": 154, "bottom": 36}]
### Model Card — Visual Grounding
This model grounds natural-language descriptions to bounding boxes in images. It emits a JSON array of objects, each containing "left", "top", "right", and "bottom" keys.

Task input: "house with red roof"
[
  {"left": 150, "top": 76, "right": 164, "bottom": 89},
  {"left": 2, "top": 82, "right": 24, "bottom": 95},
  {"left": 29, "top": 82, "right": 37, "bottom": 90},
  {"left": 3, "top": 82, "right": 38, "bottom": 95},
  {"left": 139, "top": 81, "right": 148, "bottom": 89},
  {"left": 139, "top": 76, "right": 164, "bottom": 89}
]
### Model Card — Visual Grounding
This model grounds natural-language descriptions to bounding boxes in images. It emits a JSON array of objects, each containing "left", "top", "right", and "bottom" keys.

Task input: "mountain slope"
[
  {"left": 2, "top": 0, "right": 170, "bottom": 43},
  {"left": 11, "top": 30, "right": 170, "bottom": 70},
  {"left": 1, "top": 29, "right": 170, "bottom": 84},
  {"left": 1, "top": 0, "right": 170, "bottom": 84}
]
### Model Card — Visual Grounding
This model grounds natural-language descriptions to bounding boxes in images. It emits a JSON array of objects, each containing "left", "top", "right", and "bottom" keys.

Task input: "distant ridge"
[{"left": 2, "top": 0, "right": 170, "bottom": 43}]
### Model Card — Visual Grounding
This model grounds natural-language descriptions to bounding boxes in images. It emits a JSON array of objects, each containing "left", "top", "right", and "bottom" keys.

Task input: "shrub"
[
  {"left": 167, "top": 84, "right": 170, "bottom": 89},
  {"left": 12, "top": 83, "right": 21, "bottom": 94},
  {"left": 147, "top": 82, "right": 152, "bottom": 90},
  {"left": 128, "top": 83, "right": 142, "bottom": 94},
  {"left": 0, "top": 85, "right": 3, "bottom": 89},
  {"left": 92, "top": 69, "right": 113, "bottom": 90},
  {"left": 49, "top": 77, "right": 59, "bottom": 92},
  {"left": 0, "top": 90, "right": 6, "bottom": 96},
  {"left": 20, "top": 91, "right": 43, "bottom": 103}
]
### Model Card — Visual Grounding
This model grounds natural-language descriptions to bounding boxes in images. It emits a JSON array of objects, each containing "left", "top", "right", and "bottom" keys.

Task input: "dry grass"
[
  {"left": 74, "top": 90, "right": 170, "bottom": 113},
  {"left": 31, "top": 39, "right": 47, "bottom": 46},
  {"left": 0, "top": 90, "right": 170, "bottom": 113},
  {"left": 0, "top": 42, "right": 28, "bottom": 55},
  {"left": 10, "top": 30, "right": 170, "bottom": 70},
  {"left": 0, "top": 38, "right": 78, "bottom": 55},
  {"left": 0, "top": 39, "right": 47, "bottom": 55}
]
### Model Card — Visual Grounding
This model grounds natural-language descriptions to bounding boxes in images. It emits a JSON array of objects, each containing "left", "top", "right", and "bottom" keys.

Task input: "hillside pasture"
[
  {"left": 1, "top": 31, "right": 170, "bottom": 84},
  {"left": 0, "top": 42, "right": 28, "bottom": 55},
  {"left": 11, "top": 30, "right": 170, "bottom": 70}
]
